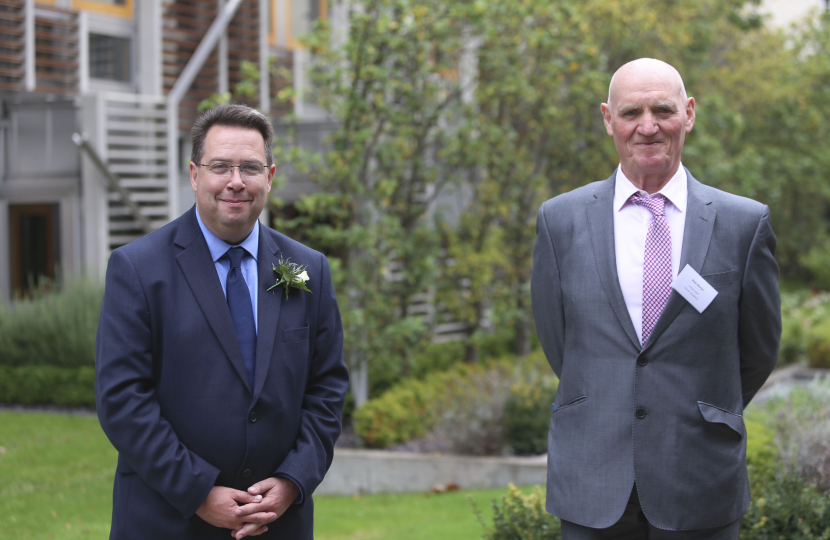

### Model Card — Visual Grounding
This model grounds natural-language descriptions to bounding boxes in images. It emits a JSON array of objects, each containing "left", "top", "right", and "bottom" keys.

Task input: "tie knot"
[
  {"left": 631, "top": 193, "right": 666, "bottom": 217},
  {"left": 226, "top": 247, "right": 247, "bottom": 269}
]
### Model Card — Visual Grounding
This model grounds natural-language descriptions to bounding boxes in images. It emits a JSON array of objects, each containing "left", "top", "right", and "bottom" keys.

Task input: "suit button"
[
  {"left": 636, "top": 409, "right": 646, "bottom": 419},
  {"left": 243, "top": 469, "right": 252, "bottom": 478},
  {"left": 249, "top": 411, "right": 257, "bottom": 423},
  {"left": 637, "top": 356, "right": 648, "bottom": 366}
]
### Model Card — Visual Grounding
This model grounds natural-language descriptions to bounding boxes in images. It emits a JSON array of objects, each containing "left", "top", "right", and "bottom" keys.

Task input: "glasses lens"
[
  {"left": 205, "top": 163, "right": 265, "bottom": 177},
  {"left": 208, "top": 163, "right": 231, "bottom": 175},
  {"left": 240, "top": 164, "right": 265, "bottom": 177}
]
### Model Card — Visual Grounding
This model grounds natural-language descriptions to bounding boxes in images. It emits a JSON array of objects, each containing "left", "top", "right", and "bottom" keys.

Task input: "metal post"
[
  {"left": 218, "top": 0, "right": 229, "bottom": 95},
  {"left": 23, "top": 0, "right": 35, "bottom": 91},
  {"left": 166, "top": 0, "right": 244, "bottom": 222},
  {"left": 78, "top": 12, "right": 89, "bottom": 94},
  {"left": 259, "top": 0, "right": 270, "bottom": 114}
]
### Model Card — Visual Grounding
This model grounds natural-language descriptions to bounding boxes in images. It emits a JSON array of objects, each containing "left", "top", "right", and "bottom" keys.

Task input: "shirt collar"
[
  {"left": 195, "top": 207, "right": 259, "bottom": 263},
  {"left": 613, "top": 163, "right": 688, "bottom": 213}
]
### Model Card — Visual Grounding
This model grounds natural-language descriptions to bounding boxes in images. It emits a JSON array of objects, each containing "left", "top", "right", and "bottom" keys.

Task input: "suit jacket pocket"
[
  {"left": 700, "top": 270, "right": 736, "bottom": 289},
  {"left": 283, "top": 326, "right": 309, "bottom": 342},
  {"left": 552, "top": 395, "right": 586, "bottom": 413},
  {"left": 698, "top": 401, "right": 745, "bottom": 438}
]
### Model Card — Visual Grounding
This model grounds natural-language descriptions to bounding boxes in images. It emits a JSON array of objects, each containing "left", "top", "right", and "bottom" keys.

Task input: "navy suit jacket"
[{"left": 95, "top": 206, "right": 348, "bottom": 539}]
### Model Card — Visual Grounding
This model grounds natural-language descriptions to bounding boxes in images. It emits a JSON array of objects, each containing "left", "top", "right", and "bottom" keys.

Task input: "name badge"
[{"left": 672, "top": 265, "right": 718, "bottom": 313}]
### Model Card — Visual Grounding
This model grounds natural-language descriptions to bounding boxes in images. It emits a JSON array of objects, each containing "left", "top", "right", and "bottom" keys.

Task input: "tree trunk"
[{"left": 514, "top": 292, "right": 532, "bottom": 358}]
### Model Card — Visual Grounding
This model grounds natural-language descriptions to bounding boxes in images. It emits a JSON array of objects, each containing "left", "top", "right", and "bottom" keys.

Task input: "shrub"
[
  {"left": 476, "top": 484, "right": 561, "bottom": 540},
  {"left": 435, "top": 367, "right": 513, "bottom": 455},
  {"left": 745, "top": 419, "right": 778, "bottom": 494},
  {"left": 476, "top": 476, "right": 828, "bottom": 540},
  {"left": 750, "top": 378, "right": 830, "bottom": 493},
  {"left": 806, "top": 321, "right": 830, "bottom": 369},
  {"left": 0, "top": 279, "right": 103, "bottom": 368},
  {"left": 0, "top": 365, "right": 95, "bottom": 407},
  {"left": 742, "top": 472, "right": 830, "bottom": 540},
  {"left": 779, "top": 290, "right": 830, "bottom": 368},
  {"left": 354, "top": 351, "right": 553, "bottom": 451},
  {"left": 505, "top": 376, "right": 558, "bottom": 456}
]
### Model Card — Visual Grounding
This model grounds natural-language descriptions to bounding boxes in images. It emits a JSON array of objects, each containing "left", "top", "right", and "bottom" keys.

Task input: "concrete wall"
[{"left": 316, "top": 449, "right": 547, "bottom": 496}]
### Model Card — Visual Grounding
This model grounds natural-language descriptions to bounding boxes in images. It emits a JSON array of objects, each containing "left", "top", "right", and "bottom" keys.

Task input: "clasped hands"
[{"left": 196, "top": 476, "right": 299, "bottom": 539}]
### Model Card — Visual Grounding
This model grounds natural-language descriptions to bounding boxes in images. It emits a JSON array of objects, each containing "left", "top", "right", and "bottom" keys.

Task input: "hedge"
[{"left": 0, "top": 365, "right": 95, "bottom": 407}]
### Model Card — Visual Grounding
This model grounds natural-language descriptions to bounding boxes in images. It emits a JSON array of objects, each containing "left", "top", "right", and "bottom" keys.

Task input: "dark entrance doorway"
[{"left": 9, "top": 204, "right": 59, "bottom": 297}]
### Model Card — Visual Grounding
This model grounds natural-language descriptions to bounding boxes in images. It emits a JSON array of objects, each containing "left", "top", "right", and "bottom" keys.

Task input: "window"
[
  {"left": 272, "top": 0, "right": 327, "bottom": 49},
  {"left": 89, "top": 33, "right": 131, "bottom": 82},
  {"left": 73, "top": 0, "right": 133, "bottom": 19}
]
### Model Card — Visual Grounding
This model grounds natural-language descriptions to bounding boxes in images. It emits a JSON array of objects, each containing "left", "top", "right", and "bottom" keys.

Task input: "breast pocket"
[
  {"left": 283, "top": 326, "right": 309, "bottom": 342},
  {"left": 701, "top": 270, "right": 736, "bottom": 289}
]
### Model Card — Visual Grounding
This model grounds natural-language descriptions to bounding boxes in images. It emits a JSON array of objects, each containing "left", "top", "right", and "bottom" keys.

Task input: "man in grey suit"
[{"left": 531, "top": 58, "right": 781, "bottom": 538}]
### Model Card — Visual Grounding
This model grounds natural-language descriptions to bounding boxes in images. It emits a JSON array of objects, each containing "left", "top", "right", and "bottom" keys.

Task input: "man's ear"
[
  {"left": 189, "top": 161, "right": 199, "bottom": 192},
  {"left": 685, "top": 97, "right": 696, "bottom": 133},
  {"left": 266, "top": 164, "right": 276, "bottom": 193},
  {"left": 600, "top": 103, "right": 614, "bottom": 136}
]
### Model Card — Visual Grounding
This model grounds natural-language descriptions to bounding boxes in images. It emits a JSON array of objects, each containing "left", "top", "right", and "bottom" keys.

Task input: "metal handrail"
[{"left": 72, "top": 132, "right": 153, "bottom": 234}]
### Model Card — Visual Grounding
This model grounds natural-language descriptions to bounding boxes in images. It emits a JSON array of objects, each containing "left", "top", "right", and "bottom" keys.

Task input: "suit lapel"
[
  {"left": 174, "top": 207, "right": 252, "bottom": 391},
  {"left": 643, "top": 171, "right": 716, "bottom": 349},
  {"left": 587, "top": 176, "right": 641, "bottom": 350},
  {"left": 253, "top": 228, "right": 282, "bottom": 401}
]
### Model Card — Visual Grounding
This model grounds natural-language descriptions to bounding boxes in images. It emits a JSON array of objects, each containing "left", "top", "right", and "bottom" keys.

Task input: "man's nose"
[
  {"left": 638, "top": 113, "right": 659, "bottom": 136},
  {"left": 227, "top": 168, "right": 246, "bottom": 189}
]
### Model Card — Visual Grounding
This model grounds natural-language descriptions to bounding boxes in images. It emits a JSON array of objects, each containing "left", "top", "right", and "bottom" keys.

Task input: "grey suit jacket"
[{"left": 531, "top": 169, "right": 780, "bottom": 531}]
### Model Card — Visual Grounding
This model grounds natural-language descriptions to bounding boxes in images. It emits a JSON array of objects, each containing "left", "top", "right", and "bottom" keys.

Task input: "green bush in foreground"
[
  {"left": 477, "top": 484, "right": 560, "bottom": 540},
  {"left": 0, "top": 279, "right": 103, "bottom": 368}
]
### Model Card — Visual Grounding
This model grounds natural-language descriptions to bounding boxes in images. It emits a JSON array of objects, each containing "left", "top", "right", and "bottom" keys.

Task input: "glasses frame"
[{"left": 196, "top": 162, "right": 269, "bottom": 178}]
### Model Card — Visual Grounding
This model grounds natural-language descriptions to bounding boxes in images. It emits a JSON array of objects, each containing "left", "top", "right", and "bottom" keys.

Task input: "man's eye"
[
  {"left": 241, "top": 164, "right": 263, "bottom": 174},
  {"left": 210, "top": 164, "right": 231, "bottom": 172}
]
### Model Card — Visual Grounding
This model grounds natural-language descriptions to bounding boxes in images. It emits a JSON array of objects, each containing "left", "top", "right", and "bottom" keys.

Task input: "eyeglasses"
[{"left": 197, "top": 162, "right": 267, "bottom": 177}]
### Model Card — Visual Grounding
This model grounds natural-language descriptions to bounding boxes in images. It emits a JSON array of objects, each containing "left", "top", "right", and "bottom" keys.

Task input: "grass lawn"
[
  {"left": 0, "top": 410, "right": 521, "bottom": 539},
  {"left": 0, "top": 410, "right": 117, "bottom": 539}
]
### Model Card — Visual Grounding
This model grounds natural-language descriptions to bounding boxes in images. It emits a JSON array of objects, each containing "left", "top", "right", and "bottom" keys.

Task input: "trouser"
[{"left": 560, "top": 484, "right": 740, "bottom": 540}]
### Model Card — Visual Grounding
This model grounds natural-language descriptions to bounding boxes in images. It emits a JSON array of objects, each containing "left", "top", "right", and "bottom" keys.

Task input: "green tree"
[{"left": 273, "top": 0, "right": 484, "bottom": 396}]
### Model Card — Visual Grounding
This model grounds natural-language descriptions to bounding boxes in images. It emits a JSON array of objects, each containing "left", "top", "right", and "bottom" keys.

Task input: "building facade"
[{"left": 0, "top": 0, "right": 329, "bottom": 299}]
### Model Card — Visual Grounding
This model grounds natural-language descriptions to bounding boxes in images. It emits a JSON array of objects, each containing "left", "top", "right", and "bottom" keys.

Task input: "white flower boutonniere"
[{"left": 267, "top": 256, "right": 312, "bottom": 299}]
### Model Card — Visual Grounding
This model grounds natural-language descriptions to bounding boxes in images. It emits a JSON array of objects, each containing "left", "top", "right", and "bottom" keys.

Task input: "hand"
[
  {"left": 231, "top": 477, "right": 300, "bottom": 539},
  {"left": 195, "top": 486, "right": 273, "bottom": 534}
]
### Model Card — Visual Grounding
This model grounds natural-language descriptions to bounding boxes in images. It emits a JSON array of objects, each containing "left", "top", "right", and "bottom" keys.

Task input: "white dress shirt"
[{"left": 613, "top": 164, "right": 687, "bottom": 344}]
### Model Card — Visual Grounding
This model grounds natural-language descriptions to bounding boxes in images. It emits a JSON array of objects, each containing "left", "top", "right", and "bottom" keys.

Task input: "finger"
[
  {"left": 230, "top": 491, "right": 263, "bottom": 505},
  {"left": 234, "top": 501, "right": 271, "bottom": 517},
  {"left": 239, "top": 511, "right": 277, "bottom": 524},
  {"left": 247, "top": 477, "right": 278, "bottom": 496},
  {"left": 234, "top": 521, "right": 262, "bottom": 540},
  {"left": 247, "top": 525, "right": 269, "bottom": 537}
]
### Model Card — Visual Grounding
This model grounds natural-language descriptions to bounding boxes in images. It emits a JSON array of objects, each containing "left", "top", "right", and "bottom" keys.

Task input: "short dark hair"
[{"left": 191, "top": 104, "right": 275, "bottom": 166}]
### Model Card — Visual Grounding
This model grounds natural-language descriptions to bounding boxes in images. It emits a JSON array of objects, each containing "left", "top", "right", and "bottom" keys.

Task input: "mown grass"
[
  {"left": 0, "top": 410, "right": 520, "bottom": 539},
  {"left": 0, "top": 410, "right": 116, "bottom": 539}
]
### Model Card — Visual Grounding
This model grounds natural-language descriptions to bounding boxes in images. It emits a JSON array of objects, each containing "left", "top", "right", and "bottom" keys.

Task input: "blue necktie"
[{"left": 225, "top": 247, "right": 256, "bottom": 390}]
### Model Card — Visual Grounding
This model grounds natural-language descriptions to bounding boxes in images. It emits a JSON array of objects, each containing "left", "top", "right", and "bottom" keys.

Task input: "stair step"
[
  {"left": 108, "top": 163, "right": 169, "bottom": 175},
  {"left": 108, "top": 205, "right": 169, "bottom": 218},
  {"left": 106, "top": 149, "right": 168, "bottom": 160}
]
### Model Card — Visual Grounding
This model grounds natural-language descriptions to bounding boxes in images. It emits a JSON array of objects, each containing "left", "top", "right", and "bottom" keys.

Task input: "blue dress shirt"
[{"left": 195, "top": 208, "right": 259, "bottom": 333}]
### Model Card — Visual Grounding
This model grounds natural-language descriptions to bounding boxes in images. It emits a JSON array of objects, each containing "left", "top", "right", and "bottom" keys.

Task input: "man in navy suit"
[{"left": 96, "top": 104, "right": 348, "bottom": 539}]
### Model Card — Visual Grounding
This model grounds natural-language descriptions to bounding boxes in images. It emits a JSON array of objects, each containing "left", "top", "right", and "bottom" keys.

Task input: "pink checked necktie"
[{"left": 631, "top": 193, "right": 672, "bottom": 346}]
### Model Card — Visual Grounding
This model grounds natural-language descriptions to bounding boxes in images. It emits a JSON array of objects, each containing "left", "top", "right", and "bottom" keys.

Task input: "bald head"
[
  {"left": 600, "top": 58, "right": 695, "bottom": 193},
  {"left": 607, "top": 58, "right": 687, "bottom": 106}
]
